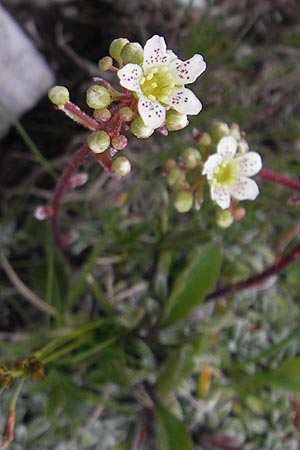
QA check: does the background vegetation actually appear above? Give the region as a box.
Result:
[1,1,300,449]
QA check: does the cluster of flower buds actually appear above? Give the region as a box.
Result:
[165,122,262,227]
[48,35,206,178]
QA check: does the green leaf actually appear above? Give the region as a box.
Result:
[249,357,300,392]
[157,345,194,393]
[155,402,194,450]
[162,242,222,324]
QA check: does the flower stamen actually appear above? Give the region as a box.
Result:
[140,65,175,105]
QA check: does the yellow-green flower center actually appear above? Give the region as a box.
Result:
[140,66,175,104]
[212,159,238,188]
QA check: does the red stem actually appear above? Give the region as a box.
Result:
[206,241,300,301]
[206,168,300,300]
[206,167,300,300]
[50,143,90,253]
[259,167,300,191]
[61,102,99,130]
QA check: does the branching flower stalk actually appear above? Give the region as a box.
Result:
[37,35,206,251]
[206,164,300,301]
[166,121,300,300]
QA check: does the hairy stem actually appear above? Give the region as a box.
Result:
[259,167,300,191]
[50,143,89,253]
[207,168,300,301]
[206,241,300,301]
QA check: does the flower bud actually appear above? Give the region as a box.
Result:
[229,123,241,141]
[94,107,112,122]
[210,122,230,143]
[174,190,193,213]
[237,139,249,154]
[87,131,110,153]
[111,135,128,150]
[109,38,129,61]
[130,116,154,139]
[196,131,212,150]
[232,206,246,221]
[34,205,53,220]
[182,147,201,169]
[112,156,131,176]
[164,159,177,172]
[86,85,111,109]
[119,106,134,122]
[121,42,144,65]
[216,209,234,228]
[67,173,88,189]
[167,168,185,188]
[166,110,189,131]
[98,56,113,71]
[48,86,69,106]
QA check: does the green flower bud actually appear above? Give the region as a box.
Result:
[237,139,249,154]
[87,131,110,153]
[229,123,241,141]
[166,110,189,131]
[109,38,129,61]
[119,106,134,122]
[210,122,230,143]
[216,209,234,228]
[48,86,69,106]
[112,156,131,176]
[167,168,185,188]
[130,116,154,139]
[93,108,112,122]
[164,159,177,172]
[86,85,111,109]
[196,132,212,150]
[121,42,144,65]
[182,147,201,169]
[98,56,113,71]
[111,135,128,150]
[174,191,193,213]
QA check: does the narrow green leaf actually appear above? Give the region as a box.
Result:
[0,98,58,179]
[249,357,300,392]
[157,345,194,393]
[162,242,222,324]
[67,234,107,308]
[155,402,194,450]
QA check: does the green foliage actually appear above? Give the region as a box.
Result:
[1,1,300,449]
[154,402,194,450]
[162,242,222,324]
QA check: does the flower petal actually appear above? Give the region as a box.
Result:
[143,35,170,70]
[168,87,202,115]
[229,176,259,201]
[217,136,237,158]
[202,154,223,179]
[118,63,143,92]
[138,94,166,129]
[211,185,231,209]
[236,152,262,177]
[171,54,207,84]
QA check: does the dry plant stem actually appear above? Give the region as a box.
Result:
[0,253,57,317]
[50,143,90,252]
[207,167,300,301]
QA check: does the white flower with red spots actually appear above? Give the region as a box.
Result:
[117,35,206,129]
[203,136,262,209]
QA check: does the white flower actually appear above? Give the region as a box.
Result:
[117,35,206,129]
[203,136,262,209]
